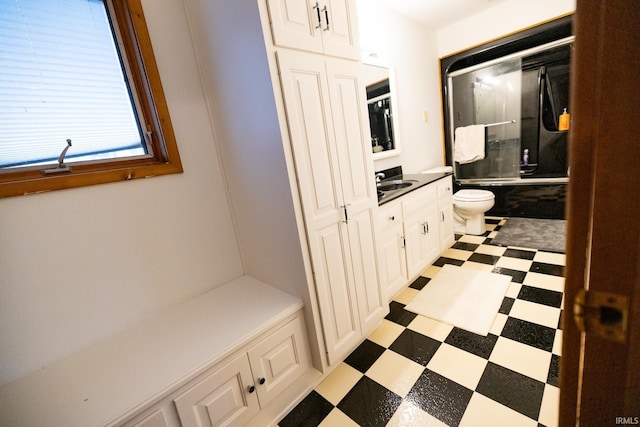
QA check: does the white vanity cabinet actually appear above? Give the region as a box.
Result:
[266,0,360,60]
[277,49,386,366]
[376,176,455,300]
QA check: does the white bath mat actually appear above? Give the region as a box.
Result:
[405,265,511,336]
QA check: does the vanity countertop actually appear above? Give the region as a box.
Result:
[378,172,452,205]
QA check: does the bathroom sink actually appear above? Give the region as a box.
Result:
[377,180,418,192]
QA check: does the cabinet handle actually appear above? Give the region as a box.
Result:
[248,385,256,393]
[422,222,429,234]
[322,5,330,31]
[258,377,266,385]
[400,236,405,248]
[389,215,395,221]
[313,2,322,29]
[441,212,445,222]
[341,204,350,224]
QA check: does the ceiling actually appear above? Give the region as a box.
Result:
[372,0,509,29]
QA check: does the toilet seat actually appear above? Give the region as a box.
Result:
[453,189,494,202]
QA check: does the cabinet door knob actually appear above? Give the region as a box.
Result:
[248,385,256,393]
[389,215,395,221]
[259,377,266,385]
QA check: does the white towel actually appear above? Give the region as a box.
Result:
[454,125,486,164]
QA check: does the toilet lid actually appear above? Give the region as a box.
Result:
[453,189,494,202]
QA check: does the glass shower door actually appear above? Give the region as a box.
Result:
[448,58,522,181]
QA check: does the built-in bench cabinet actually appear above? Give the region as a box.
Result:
[376,175,455,299]
[0,277,315,427]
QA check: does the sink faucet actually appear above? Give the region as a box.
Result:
[375,172,385,184]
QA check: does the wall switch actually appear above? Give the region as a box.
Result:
[423,111,428,123]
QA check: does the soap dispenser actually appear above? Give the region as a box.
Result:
[559,108,570,131]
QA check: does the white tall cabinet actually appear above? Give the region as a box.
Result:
[276,45,385,365]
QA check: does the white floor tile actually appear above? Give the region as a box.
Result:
[426,343,488,390]
[368,319,406,348]
[366,350,424,398]
[387,401,449,427]
[538,384,560,427]
[318,408,360,427]
[315,363,362,405]
[496,256,533,271]
[489,337,553,383]
[509,299,562,329]
[524,272,565,292]
[459,392,538,427]
[407,315,453,341]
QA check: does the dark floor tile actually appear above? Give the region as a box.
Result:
[389,329,441,366]
[278,390,333,427]
[491,266,527,283]
[468,253,501,265]
[486,218,502,224]
[558,310,564,330]
[385,301,417,327]
[500,317,556,352]
[409,276,430,291]
[476,362,545,420]
[405,368,474,426]
[499,297,515,315]
[530,261,565,277]
[451,241,480,252]
[547,354,560,387]
[337,376,402,427]
[518,285,563,308]
[503,248,537,260]
[344,339,386,373]
[444,328,499,359]
[433,257,465,267]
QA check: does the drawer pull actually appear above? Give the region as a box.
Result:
[248,385,256,393]
[258,377,266,385]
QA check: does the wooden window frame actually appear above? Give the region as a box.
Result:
[0,0,183,198]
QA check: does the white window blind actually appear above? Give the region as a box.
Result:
[0,0,145,169]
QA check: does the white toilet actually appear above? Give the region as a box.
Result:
[453,189,495,235]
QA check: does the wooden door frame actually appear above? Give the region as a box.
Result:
[560,1,640,425]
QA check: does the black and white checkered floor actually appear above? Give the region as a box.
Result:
[279,217,565,427]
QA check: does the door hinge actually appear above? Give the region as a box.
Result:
[573,289,629,343]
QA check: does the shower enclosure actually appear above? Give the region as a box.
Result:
[440,16,573,219]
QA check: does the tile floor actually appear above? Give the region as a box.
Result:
[279,217,565,427]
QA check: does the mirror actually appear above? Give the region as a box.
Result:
[363,63,401,159]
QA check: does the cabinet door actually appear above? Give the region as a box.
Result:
[377,202,407,300]
[403,186,440,279]
[437,176,455,250]
[266,0,323,54]
[266,0,359,60]
[277,50,362,365]
[247,315,311,408]
[320,0,360,60]
[174,354,259,427]
[123,406,179,427]
[326,58,386,333]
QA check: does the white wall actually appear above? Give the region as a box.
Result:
[0,0,244,386]
[357,1,446,175]
[437,0,576,57]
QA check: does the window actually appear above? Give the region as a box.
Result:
[0,0,182,198]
